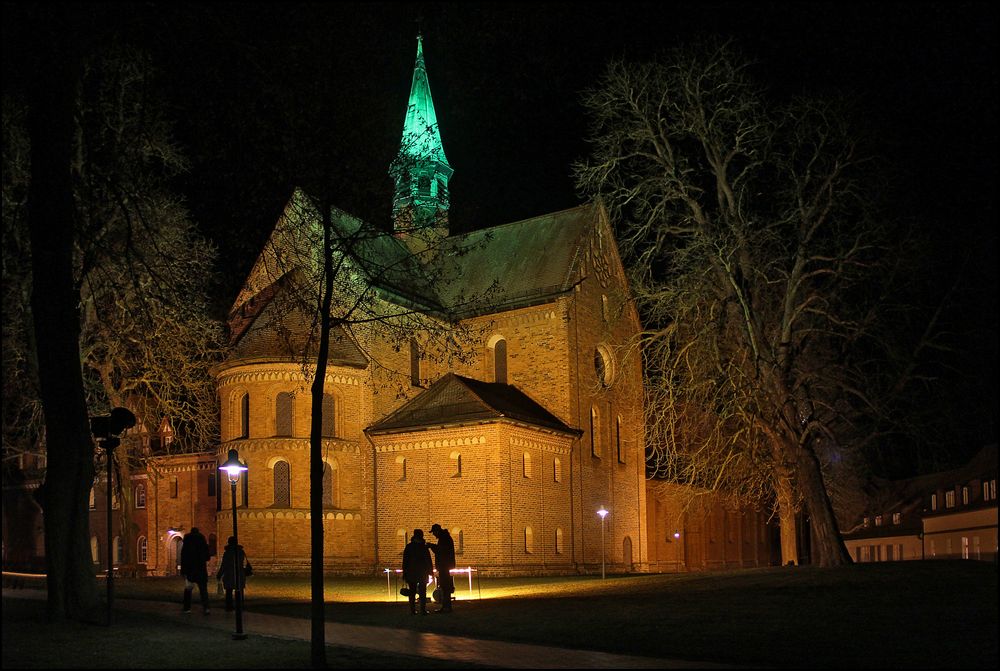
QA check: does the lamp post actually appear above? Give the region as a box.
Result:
[219,449,248,640]
[89,407,136,627]
[597,506,609,580]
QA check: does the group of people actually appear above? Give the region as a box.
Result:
[402,523,456,615]
[181,523,457,618]
[179,527,252,614]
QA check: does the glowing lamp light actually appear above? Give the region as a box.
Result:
[596,506,609,580]
[219,449,248,484]
[673,531,681,539]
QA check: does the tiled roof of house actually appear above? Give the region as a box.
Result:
[366,372,581,436]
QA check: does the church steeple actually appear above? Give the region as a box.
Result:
[390,34,453,239]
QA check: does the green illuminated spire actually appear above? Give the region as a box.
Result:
[391,34,453,237]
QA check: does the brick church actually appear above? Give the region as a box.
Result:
[212,35,647,575]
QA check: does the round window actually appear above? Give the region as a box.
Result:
[594,346,613,387]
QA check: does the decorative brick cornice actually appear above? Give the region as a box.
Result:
[218,438,361,455]
[374,435,486,453]
[510,435,573,455]
[217,365,362,388]
[217,509,362,521]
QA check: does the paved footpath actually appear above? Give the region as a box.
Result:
[5,588,738,669]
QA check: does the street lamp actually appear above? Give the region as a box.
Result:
[597,506,609,580]
[219,449,248,640]
[89,407,136,626]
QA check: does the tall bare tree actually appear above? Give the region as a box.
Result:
[576,40,936,566]
[3,34,224,616]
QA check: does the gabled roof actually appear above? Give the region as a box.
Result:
[366,373,581,437]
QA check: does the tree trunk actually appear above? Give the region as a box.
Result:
[308,201,334,668]
[795,444,852,566]
[27,20,99,621]
[774,469,800,566]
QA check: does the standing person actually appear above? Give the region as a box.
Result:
[427,523,456,613]
[401,528,433,615]
[216,536,252,612]
[180,527,210,614]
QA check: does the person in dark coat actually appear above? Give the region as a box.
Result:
[216,536,252,612]
[401,528,433,615]
[180,527,210,614]
[427,523,456,613]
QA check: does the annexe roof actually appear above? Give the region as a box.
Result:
[366,372,581,437]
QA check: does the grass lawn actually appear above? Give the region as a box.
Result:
[5,560,997,668]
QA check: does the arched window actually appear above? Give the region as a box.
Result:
[273,460,291,507]
[493,338,507,384]
[137,536,148,564]
[616,415,625,464]
[239,392,250,439]
[451,451,462,477]
[409,339,421,387]
[396,455,407,481]
[135,484,146,509]
[590,406,601,458]
[555,527,564,554]
[322,460,339,508]
[523,452,532,478]
[275,392,293,437]
[91,536,99,563]
[595,345,614,387]
[524,526,534,554]
[321,393,336,438]
[553,457,562,483]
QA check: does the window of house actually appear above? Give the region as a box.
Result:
[240,392,250,439]
[321,393,336,438]
[208,472,216,498]
[135,484,146,509]
[113,536,122,565]
[91,536,99,563]
[885,544,894,561]
[397,455,407,481]
[137,536,147,564]
[524,526,533,554]
[961,536,969,559]
[275,392,293,436]
[930,493,938,511]
[454,529,464,555]
[215,470,222,511]
[273,460,291,507]
[493,338,508,384]
[555,527,564,554]
[986,479,997,501]
[973,535,981,560]
[892,512,901,525]
[590,406,601,458]
[409,339,421,386]
[961,486,969,505]
[929,539,936,557]
[897,543,903,560]
[241,469,249,508]
[322,460,339,508]
[451,451,462,477]
[875,515,882,527]
[170,476,178,499]
[523,452,532,478]
[945,490,955,508]
[863,516,869,528]
[553,457,562,483]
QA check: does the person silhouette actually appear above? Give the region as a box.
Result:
[427,523,456,613]
[180,527,210,614]
[401,528,433,615]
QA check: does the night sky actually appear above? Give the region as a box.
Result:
[4,2,997,463]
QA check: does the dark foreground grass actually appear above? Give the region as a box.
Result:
[5,560,997,668]
[1,596,484,669]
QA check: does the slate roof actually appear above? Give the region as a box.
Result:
[366,373,581,437]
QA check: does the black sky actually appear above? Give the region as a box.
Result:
[3,1,997,465]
